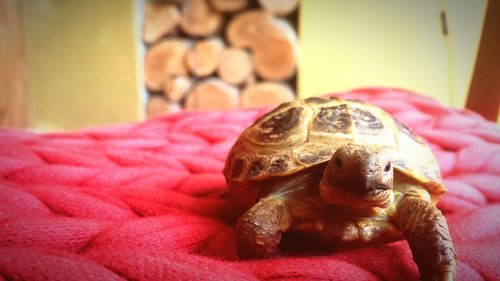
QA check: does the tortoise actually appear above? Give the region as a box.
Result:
[224,96,457,281]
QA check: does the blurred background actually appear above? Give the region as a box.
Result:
[1,0,498,131]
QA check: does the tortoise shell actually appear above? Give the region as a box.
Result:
[224,97,446,204]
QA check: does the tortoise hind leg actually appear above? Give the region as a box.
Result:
[236,196,292,258]
[396,197,457,281]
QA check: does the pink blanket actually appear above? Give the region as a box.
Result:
[1,88,499,281]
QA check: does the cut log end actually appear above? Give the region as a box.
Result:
[210,0,248,12]
[180,0,222,37]
[218,47,253,85]
[163,75,192,102]
[258,0,299,16]
[253,36,296,80]
[143,2,180,44]
[227,10,297,81]
[186,37,224,77]
[244,74,257,88]
[143,0,299,114]
[145,39,189,91]
[185,79,240,110]
[147,96,181,118]
[241,82,295,108]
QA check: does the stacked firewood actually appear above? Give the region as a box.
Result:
[143,0,299,117]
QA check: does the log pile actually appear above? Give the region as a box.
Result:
[142,0,299,117]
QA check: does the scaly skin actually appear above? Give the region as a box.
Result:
[236,196,292,258]
[397,197,457,281]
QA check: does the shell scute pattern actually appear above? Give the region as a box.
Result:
[257,107,303,142]
[312,104,352,134]
[389,116,444,195]
[268,156,290,174]
[248,157,267,178]
[351,107,385,132]
[225,98,445,199]
[393,117,425,144]
[296,146,335,165]
[304,96,338,104]
[230,156,247,179]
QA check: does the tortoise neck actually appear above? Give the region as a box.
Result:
[268,162,326,198]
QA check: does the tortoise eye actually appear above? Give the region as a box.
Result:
[384,161,392,172]
[334,157,343,169]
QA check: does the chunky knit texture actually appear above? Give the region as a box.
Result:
[1,88,499,281]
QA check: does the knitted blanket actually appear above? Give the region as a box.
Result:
[1,88,499,281]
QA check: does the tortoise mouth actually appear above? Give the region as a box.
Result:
[319,182,394,209]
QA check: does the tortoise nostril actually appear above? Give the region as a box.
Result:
[335,157,343,169]
[384,161,392,172]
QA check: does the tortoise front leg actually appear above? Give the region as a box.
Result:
[236,196,292,258]
[396,197,457,281]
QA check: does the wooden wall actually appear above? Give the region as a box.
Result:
[0,0,29,128]
[466,0,500,122]
[142,0,300,118]
[298,0,488,109]
[20,0,141,130]
[1,0,495,129]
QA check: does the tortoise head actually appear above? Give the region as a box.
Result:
[319,143,395,209]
